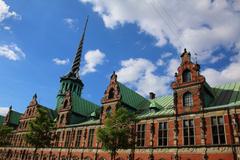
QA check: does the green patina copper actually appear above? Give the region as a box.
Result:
[117,82,150,110]
[9,110,22,125]
[137,82,240,119]
[71,92,99,117]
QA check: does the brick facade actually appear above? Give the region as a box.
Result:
[1,43,240,159]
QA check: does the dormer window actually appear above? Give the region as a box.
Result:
[108,88,115,99]
[183,92,193,107]
[182,69,191,82]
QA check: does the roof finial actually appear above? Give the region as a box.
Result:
[33,93,37,100]
[71,16,89,78]
[194,52,198,64]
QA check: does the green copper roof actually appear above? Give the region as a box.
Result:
[0,115,5,124]
[9,110,22,125]
[71,92,99,117]
[137,95,174,119]
[209,81,240,107]
[118,82,150,110]
[137,81,240,119]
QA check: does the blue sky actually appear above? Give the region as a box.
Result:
[0,0,240,115]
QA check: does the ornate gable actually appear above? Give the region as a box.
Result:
[171,49,209,114]
[101,72,121,104]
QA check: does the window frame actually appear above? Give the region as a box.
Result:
[183,119,195,146]
[64,130,71,147]
[158,122,168,146]
[75,129,82,147]
[182,69,192,83]
[183,92,193,107]
[211,116,226,145]
[136,124,145,147]
[87,128,95,147]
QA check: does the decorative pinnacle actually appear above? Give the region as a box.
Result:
[71,16,89,78]
[33,93,37,100]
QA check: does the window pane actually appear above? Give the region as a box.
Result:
[212,117,217,126]
[183,70,191,82]
[184,129,188,136]
[212,126,218,135]
[189,120,194,127]
[183,93,193,107]
[163,131,167,137]
[190,137,194,145]
[184,137,188,145]
[184,120,189,127]
[163,138,167,146]
[159,139,162,146]
[218,117,224,125]
[220,135,226,144]
[218,125,224,134]
[213,135,219,144]
[189,128,194,136]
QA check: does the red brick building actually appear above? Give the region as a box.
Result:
[0,20,240,160]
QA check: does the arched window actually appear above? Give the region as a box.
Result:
[60,115,65,124]
[106,106,112,114]
[69,84,73,91]
[63,100,68,109]
[182,69,191,82]
[108,88,115,99]
[183,92,193,107]
[65,83,69,91]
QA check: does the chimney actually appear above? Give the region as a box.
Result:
[149,92,155,99]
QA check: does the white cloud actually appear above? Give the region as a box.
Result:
[3,26,11,31]
[166,58,180,76]
[202,52,240,86]
[53,58,69,65]
[156,59,165,66]
[161,52,172,59]
[0,107,9,116]
[209,53,225,63]
[63,18,79,30]
[81,49,106,75]
[116,58,171,96]
[80,0,240,62]
[0,0,20,22]
[0,44,25,61]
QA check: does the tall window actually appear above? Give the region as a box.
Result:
[65,131,71,147]
[182,69,191,82]
[183,92,193,107]
[55,132,61,147]
[75,130,82,147]
[61,131,65,146]
[211,116,226,144]
[158,122,168,146]
[108,88,115,99]
[136,124,145,147]
[88,129,95,147]
[183,119,194,145]
[63,100,68,109]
